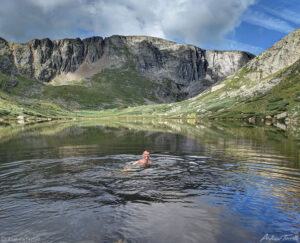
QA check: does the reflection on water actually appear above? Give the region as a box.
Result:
[0,120,299,242]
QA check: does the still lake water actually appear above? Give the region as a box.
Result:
[0,120,299,243]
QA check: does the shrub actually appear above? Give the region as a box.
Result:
[0,109,10,116]
[268,97,283,103]
[266,102,289,111]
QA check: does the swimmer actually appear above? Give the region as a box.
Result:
[121,150,152,173]
[132,150,152,166]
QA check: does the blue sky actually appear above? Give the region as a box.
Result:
[221,0,300,54]
[0,0,299,54]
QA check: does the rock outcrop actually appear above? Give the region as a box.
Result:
[0,35,254,100]
[155,27,300,119]
[246,28,300,81]
[126,36,254,98]
[0,37,16,74]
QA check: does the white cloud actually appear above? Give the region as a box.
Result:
[243,10,295,33]
[223,40,264,54]
[28,0,73,12]
[160,0,256,46]
[264,7,300,25]
[0,0,255,48]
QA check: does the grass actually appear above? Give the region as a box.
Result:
[87,58,300,121]
[89,61,160,106]
[1,61,163,113]
[0,88,74,119]
[216,60,300,119]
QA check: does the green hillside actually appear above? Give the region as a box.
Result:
[88,29,300,121]
[0,61,165,119]
[1,57,299,121]
[0,90,72,120]
[1,61,160,105]
[92,58,300,121]
[1,29,300,122]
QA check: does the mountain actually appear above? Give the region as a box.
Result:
[0,35,254,111]
[4,27,299,122]
[98,28,300,122]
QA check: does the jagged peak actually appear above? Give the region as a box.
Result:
[0,34,257,56]
[253,28,300,61]
[244,27,300,80]
[0,37,8,43]
[0,32,255,87]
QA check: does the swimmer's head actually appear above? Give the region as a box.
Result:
[142,150,150,160]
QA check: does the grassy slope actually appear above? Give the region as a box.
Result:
[92,58,300,121]
[215,60,300,119]
[0,61,163,119]
[0,90,73,119]
[1,58,299,120]
[0,72,74,119]
[42,61,160,110]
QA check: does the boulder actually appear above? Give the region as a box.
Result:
[248,117,256,123]
[275,112,287,119]
[5,78,18,88]
[285,118,291,124]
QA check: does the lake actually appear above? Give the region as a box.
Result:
[0,119,299,243]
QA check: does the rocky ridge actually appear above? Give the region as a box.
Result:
[90,28,300,121]
[0,35,254,100]
[246,29,300,81]
[220,28,300,99]
[160,28,300,119]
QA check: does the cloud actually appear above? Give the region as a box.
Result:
[222,40,264,54]
[160,0,256,46]
[264,7,300,25]
[0,1,89,42]
[27,0,74,12]
[243,10,295,34]
[0,0,255,49]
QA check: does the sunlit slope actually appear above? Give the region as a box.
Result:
[1,61,163,109]
[0,65,161,119]
[95,28,300,120]
[0,89,73,119]
[0,61,168,119]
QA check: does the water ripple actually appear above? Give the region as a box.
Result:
[0,146,299,242]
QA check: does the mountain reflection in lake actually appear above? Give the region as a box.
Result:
[0,120,299,243]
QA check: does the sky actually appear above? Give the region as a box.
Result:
[0,0,299,54]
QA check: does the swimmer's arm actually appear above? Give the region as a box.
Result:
[132,160,140,165]
[123,164,130,169]
[121,164,131,173]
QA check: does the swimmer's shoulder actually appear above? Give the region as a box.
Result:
[132,160,142,165]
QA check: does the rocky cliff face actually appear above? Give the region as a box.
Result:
[246,28,300,81]
[10,37,105,81]
[125,36,254,98]
[0,35,254,100]
[153,27,300,119]
[0,37,16,74]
